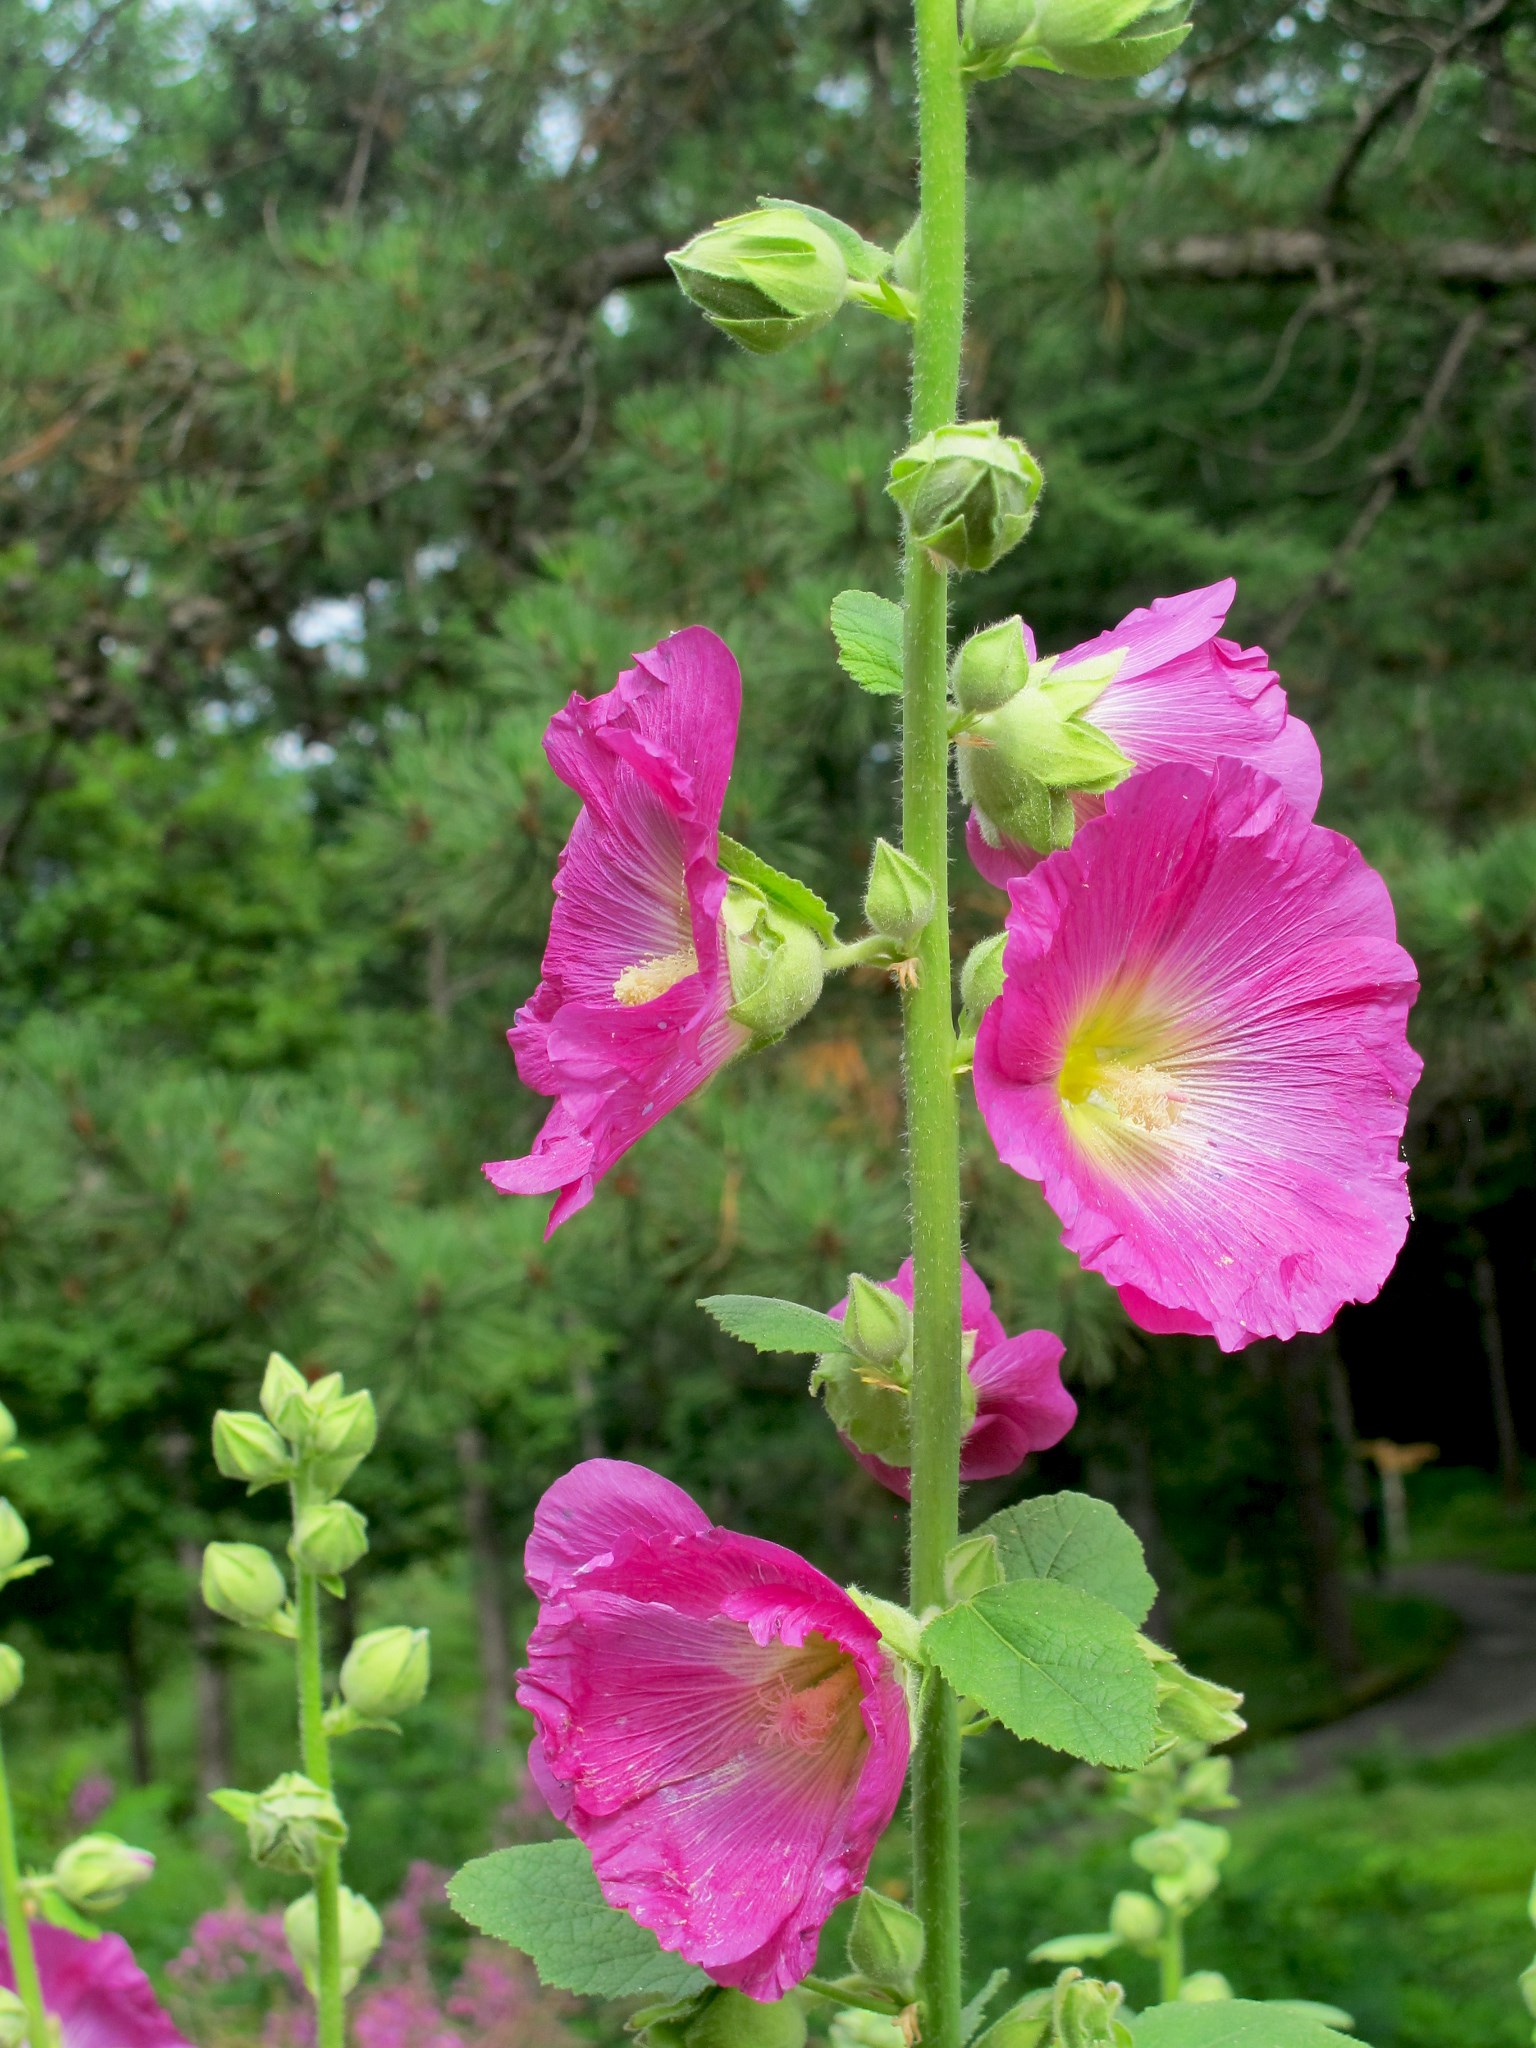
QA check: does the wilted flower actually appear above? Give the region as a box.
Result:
[517,1459,910,2000]
[824,1257,1076,1498]
[486,630,825,1235]
[963,581,1321,888]
[0,1924,189,2046]
[973,759,1420,1350]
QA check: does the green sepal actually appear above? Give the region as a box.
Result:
[716,834,837,942]
[1028,1931,1121,1964]
[961,1968,1012,2044]
[0,1557,50,1589]
[845,1587,925,1665]
[30,1888,102,1939]
[845,273,919,321]
[755,195,892,282]
[1042,19,1191,74]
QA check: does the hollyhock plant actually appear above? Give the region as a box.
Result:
[974,759,1421,1352]
[962,579,1322,888]
[827,1257,1076,1498]
[517,1459,910,2001]
[2,1923,191,2047]
[484,628,761,1235]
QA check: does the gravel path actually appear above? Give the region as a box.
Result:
[1286,1563,1536,1782]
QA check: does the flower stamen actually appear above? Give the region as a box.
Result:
[612,946,698,1006]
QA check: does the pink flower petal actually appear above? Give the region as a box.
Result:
[974,759,1421,1351]
[484,628,751,1235]
[518,1466,908,2002]
[525,1458,712,1599]
[2,1926,191,2048]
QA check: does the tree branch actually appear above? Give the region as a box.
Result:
[1132,230,1536,285]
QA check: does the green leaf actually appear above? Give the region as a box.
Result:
[716,833,837,942]
[757,195,892,281]
[1133,2002,1367,2046]
[448,1841,710,2001]
[1028,1931,1121,1963]
[980,1491,1157,1625]
[923,1579,1158,1768]
[697,1293,849,1353]
[830,590,904,695]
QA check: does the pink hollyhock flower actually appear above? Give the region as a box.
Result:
[828,1257,1075,1498]
[964,579,1321,888]
[973,759,1420,1352]
[483,628,752,1235]
[517,1460,910,2002]
[3,1924,191,2047]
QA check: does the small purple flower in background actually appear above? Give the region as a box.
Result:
[974,758,1421,1351]
[963,580,1320,888]
[67,1772,116,1831]
[484,627,752,1235]
[518,1459,911,2001]
[3,1923,190,2046]
[828,1257,1076,1498]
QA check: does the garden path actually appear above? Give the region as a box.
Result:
[1287,1564,1536,1781]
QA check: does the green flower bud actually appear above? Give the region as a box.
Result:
[846,1886,925,1996]
[0,1988,25,2048]
[1132,1820,1228,1912]
[214,1772,347,1874]
[202,1542,293,1632]
[952,618,1031,715]
[313,1388,376,1463]
[682,1987,807,2048]
[1523,1961,1536,2022]
[813,1351,911,1467]
[339,1626,430,1721]
[212,1410,293,1491]
[863,840,935,950]
[956,655,1132,857]
[0,1502,28,1573]
[1151,1656,1247,1749]
[830,2014,906,2048]
[0,1646,23,1708]
[291,1501,369,1578]
[964,0,1038,72]
[723,883,826,1045]
[668,207,848,355]
[52,1832,155,1911]
[1053,1971,1132,2048]
[960,934,1008,1033]
[261,1352,311,1439]
[892,217,921,294]
[1107,1889,1162,1950]
[0,1403,18,1458]
[1181,1754,1237,1810]
[285,1884,382,1995]
[1179,1972,1234,2004]
[944,1531,1003,1605]
[975,1992,1052,2048]
[888,422,1042,574]
[843,1276,912,1370]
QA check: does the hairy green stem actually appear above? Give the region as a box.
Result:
[902,2,969,2045]
[1159,1911,1186,2004]
[295,1563,344,2048]
[0,1726,49,2048]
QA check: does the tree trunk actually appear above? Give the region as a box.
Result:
[120,1608,153,1786]
[456,1425,512,1753]
[178,1536,233,1800]
[1472,1244,1524,1504]
[1279,1336,1361,1684]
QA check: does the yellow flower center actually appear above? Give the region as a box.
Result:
[611,946,698,1006]
[1058,987,1184,1142]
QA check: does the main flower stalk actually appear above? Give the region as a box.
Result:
[293,1533,344,2048]
[903,2,969,2044]
[0,1726,49,2047]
